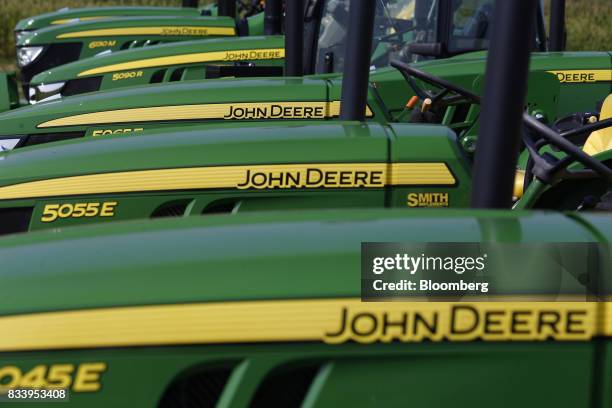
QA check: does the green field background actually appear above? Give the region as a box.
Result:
[0,0,610,70]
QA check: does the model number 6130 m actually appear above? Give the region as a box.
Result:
[41,202,118,223]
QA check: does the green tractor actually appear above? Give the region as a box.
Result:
[13,1,268,95]
[24,0,533,104]
[0,3,610,406]
[1,0,608,154]
[13,0,235,35]
[0,0,609,237]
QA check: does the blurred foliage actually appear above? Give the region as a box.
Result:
[0,0,610,70]
[543,0,611,52]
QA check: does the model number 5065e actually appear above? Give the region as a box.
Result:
[41,202,118,223]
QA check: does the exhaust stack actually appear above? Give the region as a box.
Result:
[471,0,538,208]
[549,0,566,51]
[218,0,236,17]
[284,0,304,76]
[339,1,376,121]
[264,0,283,35]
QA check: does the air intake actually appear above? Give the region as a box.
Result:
[0,207,33,236]
[158,366,233,408]
[151,200,191,218]
[250,363,322,408]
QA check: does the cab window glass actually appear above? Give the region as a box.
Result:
[315,0,437,73]
[448,0,494,53]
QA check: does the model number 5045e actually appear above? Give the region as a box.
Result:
[41,202,118,223]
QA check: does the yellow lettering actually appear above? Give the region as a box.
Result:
[73,363,106,392]
[0,366,21,393]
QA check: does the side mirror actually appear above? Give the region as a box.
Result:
[408,42,445,58]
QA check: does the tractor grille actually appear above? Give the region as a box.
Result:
[19,43,82,94]
[0,207,33,236]
[17,131,84,148]
[151,200,191,218]
[120,40,160,50]
[250,363,322,408]
[158,365,233,408]
[62,76,103,97]
[157,361,323,408]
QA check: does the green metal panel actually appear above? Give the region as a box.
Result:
[18,15,238,61]
[0,210,608,406]
[30,35,285,92]
[15,7,199,32]
[0,209,602,314]
[0,73,19,111]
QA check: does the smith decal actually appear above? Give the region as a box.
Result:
[407,193,449,207]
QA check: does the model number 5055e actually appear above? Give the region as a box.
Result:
[41,202,118,223]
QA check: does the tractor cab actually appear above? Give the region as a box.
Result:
[308,0,546,74]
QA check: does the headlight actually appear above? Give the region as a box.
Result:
[17,46,43,68]
[14,30,29,45]
[28,82,65,104]
[0,138,22,152]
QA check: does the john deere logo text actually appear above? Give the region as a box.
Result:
[547,69,612,83]
[224,104,326,119]
[161,27,212,36]
[407,193,449,207]
[324,305,592,344]
[237,168,384,189]
[223,49,283,61]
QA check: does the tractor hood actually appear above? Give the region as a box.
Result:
[0,121,392,186]
[0,76,330,144]
[410,51,611,77]
[1,50,607,152]
[30,35,284,97]
[14,6,199,32]
[0,121,474,235]
[15,15,239,94]
[17,15,237,47]
[0,208,610,407]
[0,208,608,316]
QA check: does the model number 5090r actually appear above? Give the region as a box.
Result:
[41,202,118,223]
